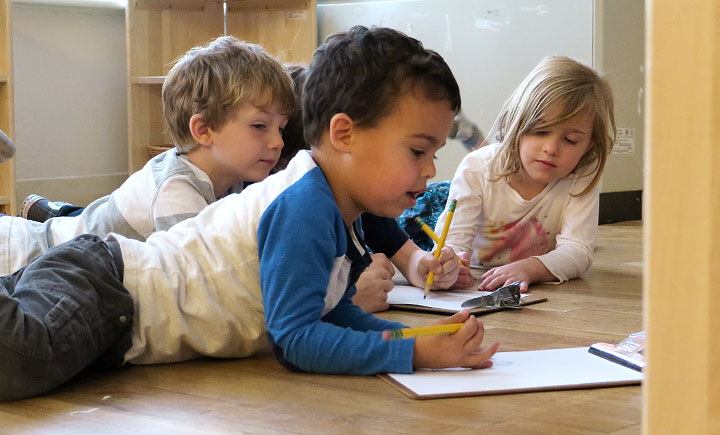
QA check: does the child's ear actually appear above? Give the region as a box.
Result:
[189,114,213,147]
[328,113,354,153]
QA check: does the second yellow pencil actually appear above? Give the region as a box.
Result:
[424,199,457,298]
[382,323,465,340]
[415,216,464,266]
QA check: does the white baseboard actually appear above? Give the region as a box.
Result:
[15,173,127,213]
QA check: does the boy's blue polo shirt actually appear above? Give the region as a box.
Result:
[257,165,414,375]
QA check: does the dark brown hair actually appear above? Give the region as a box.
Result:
[303,26,461,146]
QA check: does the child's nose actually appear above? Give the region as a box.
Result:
[543,138,560,155]
[422,157,436,179]
[269,129,284,150]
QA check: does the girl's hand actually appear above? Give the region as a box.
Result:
[479,257,557,293]
[479,260,537,293]
[412,309,499,369]
[408,246,460,290]
[451,252,474,289]
[353,253,395,312]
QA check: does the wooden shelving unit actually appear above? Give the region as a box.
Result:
[0,0,15,215]
[126,0,317,173]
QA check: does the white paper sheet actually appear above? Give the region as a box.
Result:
[387,285,531,311]
[384,347,643,399]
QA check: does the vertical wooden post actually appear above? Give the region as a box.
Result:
[0,0,15,215]
[644,0,720,433]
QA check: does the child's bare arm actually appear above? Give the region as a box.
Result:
[412,310,499,369]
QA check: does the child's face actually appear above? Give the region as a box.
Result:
[344,92,455,220]
[516,106,593,192]
[209,101,288,183]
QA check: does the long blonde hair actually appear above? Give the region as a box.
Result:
[488,55,616,196]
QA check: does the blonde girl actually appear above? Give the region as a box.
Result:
[436,55,616,292]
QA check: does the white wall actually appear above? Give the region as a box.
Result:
[318,0,594,184]
[8,0,643,207]
[12,2,127,206]
[595,0,644,192]
[317,0,645,193]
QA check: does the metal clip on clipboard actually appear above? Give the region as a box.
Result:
[460,282,522,309]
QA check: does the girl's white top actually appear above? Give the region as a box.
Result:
[435,143,599,282]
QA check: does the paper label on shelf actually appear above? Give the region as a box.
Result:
[613,127,635,154]
[287,11,307,20]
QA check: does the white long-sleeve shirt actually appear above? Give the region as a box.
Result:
[117,150,410,373]
[0,149,239,275]
[435,143,599,283]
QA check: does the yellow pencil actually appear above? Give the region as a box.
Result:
[424,199,457,298]
[382,323,465,340]
[415,216,464,266]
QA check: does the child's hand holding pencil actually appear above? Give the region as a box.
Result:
[415,216,465,269]
[405,245,463,291]
[384,309,500,370]
[416,199,460,298]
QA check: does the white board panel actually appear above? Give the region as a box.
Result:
[318,0,594,181]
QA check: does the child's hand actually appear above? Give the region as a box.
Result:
[353,253,395,312]
[412,309,499,369]
[479,259,536,293]
[451,252,475,289]
[408,246,461,290]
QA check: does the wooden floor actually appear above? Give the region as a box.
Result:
[0,221,643,434]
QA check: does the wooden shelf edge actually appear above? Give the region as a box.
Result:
[134,0,311,11]
[131,76,166,85]
[133,0,205,10]
[0,74,7,83]
[227,0,311,10]
[0,195,10,205]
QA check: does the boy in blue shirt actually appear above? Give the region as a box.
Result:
[258,25,498,373]
[0,26,498,401]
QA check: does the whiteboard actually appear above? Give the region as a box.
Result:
[318,0,594,181]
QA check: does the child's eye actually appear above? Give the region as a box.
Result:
[532,130,549,136]
[565,137,579,145]
[252,124,267,131]
[279,127,286,135]
[411,149,425,157]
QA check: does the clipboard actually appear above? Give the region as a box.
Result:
[380,347,643,399]
[588,331,646,372]
[387,285,547,315]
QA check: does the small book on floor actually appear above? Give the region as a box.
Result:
[588,331,646,372]
[387,284,547,315]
